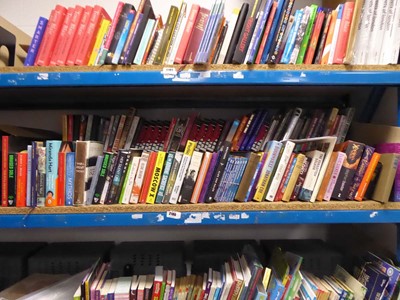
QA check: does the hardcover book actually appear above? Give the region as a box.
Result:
[24,17,48,66]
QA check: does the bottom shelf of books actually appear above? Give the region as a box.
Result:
[1,201,400,228]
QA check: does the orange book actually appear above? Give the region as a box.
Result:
[35,5,67,66]
[316,151,339,201]
[231,115,249,151]
[304,10,325,64]
[354,152,381,201]
[56,5,84,65]
[320,9,337,64]
[49,7,75,66]
[66,6,93,65]
[138,151,158,204]
[75,5,111,65]
[57,152,66,206]
[255,1,278,64]
[174,4,200,64]
[16,152,28,207]
[190,151,212,203]
[333,1,355,64]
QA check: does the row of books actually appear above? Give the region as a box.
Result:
[71,242,400,300]
[24,0,400,67]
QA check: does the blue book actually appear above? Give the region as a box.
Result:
[226,156,248,202]
[244,110,269,151]
[45,140,62,206]
[281,9,303,64]
[260,0,287,64]
[24,17,48,66]
[155,151,175,204]
[65,152,75,206]
[121,12,144,64]
[246,0,274,64]
[133,18,156,65]
[267,273,285,300]
[358,263,389,300]
[215,156,235,201]
[112,10,135,65]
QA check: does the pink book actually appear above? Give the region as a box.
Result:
[323,152,346,201]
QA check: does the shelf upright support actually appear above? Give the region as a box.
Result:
[397,87,400,126]
[397,223,400,262]
[359,87,387,123]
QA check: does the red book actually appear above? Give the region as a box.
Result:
[275,152,296,201]
[57,151,66,206]
[255,1,278,64]
[49,7,75,66]
[151,266,164,300]
[1,136,9,206]
[333,1,355,64]
[138,151,157,204]
[35,5,67,66]
[174,4,200,64]
[75,5,111,65]
[66,5,93,65]
[56,5,84,65]
[67,114,74,142]
[16,152,28,207]
[304,10,325,64]
[182,7,210,64]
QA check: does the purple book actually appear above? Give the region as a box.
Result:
[375,143,400,201]
[203,269,213,300]
[24,17,48,66]
[198,152,221,203]
[348,145,375,200]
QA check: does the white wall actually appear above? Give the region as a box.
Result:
[1,0,317,37]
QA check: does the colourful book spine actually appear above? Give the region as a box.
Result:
[7,153,16,207]
[255,1,278,64]
[133,19,156,65]
[26,145,32,207]
[355,153,381,201]
[155,152,175,204]
[93,152,113,204]
[296,4,318,64]
[162,151,183,204]
[165,1,188,65]
[146,151,166,204]
[57,152,66,206]
[321,9,338,64]
[24,17,48,66]
[65,152,75,206]
[289,6,311,64]
[16,152,27,207]
[303,9,325,64]
[333,1,355,64]
[179,151,203,204]
[198,151,221,203]
[327,4,344,64]
[112,10,136,65]
[298,150,325,201]
[119,154,141,204]
[130,152,150,204]
[88,18,111,66]
[45,140,62,207]
[190,152,212,204]
[323,152,346,201]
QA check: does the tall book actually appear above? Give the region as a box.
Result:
[73,141,104,205]
[179,151,203,204]
[88,18,111,66]
[303,8,325,64]
[327,4,344,64]
[45,140,62,207]
[216,7,240,64]
[146,151,166,204]
[111,10,136,65]
[153,5,179,65]
[321,8,338,65]
[65,151,75,206]
[165,1,188,65]
[24,17,48,66]
[332,1,355,64]
[372,153,400,203]
[232,0,262,64]
[296,4,318,64]
[16,152,27,207]
[298,150,325,202]
[281,153,306,202]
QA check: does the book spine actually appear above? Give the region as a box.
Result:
[2,136,9,206]
[16,152,27,207]
[88,19,111,66]
[275,153,296,201]
[179,151,203,203]
[333,2,355,64]
[316,152,337,201]
[7,153,16,207]
[133,19,156,65]
[296,4,318,64]
[165,2,188,65]
[255,2,277,64]
[92,152,112,205]
[46,140,61,206]
[142,15,163,64]
[66,6,93,65]
[290,156,311,201]
[111,11,136,65]
[321,9,338,64]
[138,151,158,203]
[130,152,150,204]
[352,0,374,64]
[120,155,141,204]
[36,147,46,207]
[365,0,387,64]
[146,151,166,204]
[354,152,381,201]
[26,146,32,206]
[324,152,346,200]
[378,0,397,64]
[190,152,212,204]
[155,152,174,204]
[107,150,130,204]
[254,141,283,201]
[87,155,104,205]
[289,7,311,64]
[154,6,179,64]
[24,17,48,66]
[35,5,67,66]
[304,9,325,64]
[65,152,75,206]
[57,152,66,206]
[298,150,325,201]
[327,4,344,64]
[245,152,268,202]
[73,141,88,205]
[169,141,197,204]
[97,1,124,65]
[123,11,147,65]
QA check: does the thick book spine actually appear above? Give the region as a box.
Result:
[343,0,365,64]
[290,156,311,201]
[327,4,344,64]
[66,6,93,65]
[65,152,75,206]
[154,6,179,64]
[120,154,141,204]
[354,153,380,200]
[7,153,16,207]
[155,152,174,204]
[165,2,188,65]
[139,152,159,203]
[288,6,311,64]
[35,5,67,66]
[111,11,136,65]
[88,19,111,66]
[107,150,130,204]
[323,152,346,200]
[57,151,66,206]
[321,9,338,64]
[175,4,201,64]
[296,4,318,64]
[316,151,338,201]
[333,2,355,64]
[235,152,261,202]
[282,154,305,202]
[146,151,166,204]
[298,150,325,202]
[130,151,150,204]
[24,17,48,66]
[314,10,332,64]
[378,0,398,64]
[45,140,62,207]
[16,152,27,207]
[274,153,296,201]
[183,7,211,64]
[92,152,113,204]
[179,151,203,204]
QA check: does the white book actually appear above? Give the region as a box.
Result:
[121,156,141,204]
[129,151,150,204]
[352,0,375,64]
[217,8,240,64]
[115,276,132,298]
[169,140,196,204]
[265,140,296,201]
[178,150,203,203]
[365,0,388,64]
[328,4,344,64]
[220,262,233,300]
[334,265,367,300]
[380,0,400,64]
[208,270,219,300]
[324,152,346,201]
[165,1,188,65]
[298,149,325,202]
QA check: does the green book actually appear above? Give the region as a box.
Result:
[296,4,318,64]
[153,5,179,65]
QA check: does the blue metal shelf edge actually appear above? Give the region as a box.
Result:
[1,209,399,228]
[1,69,400,87]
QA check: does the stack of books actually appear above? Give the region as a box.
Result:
[24,0,400,66]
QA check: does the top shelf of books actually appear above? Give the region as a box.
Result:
[1,66,400,88]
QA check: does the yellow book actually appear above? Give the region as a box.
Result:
[282,153,306,202]
[146,151,166,204]
[88,19,111,66]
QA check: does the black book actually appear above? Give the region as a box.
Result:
[107,150,130,204]
[205,141,231,203]
[72,114,81,141]
[223,3,249,64]
[105,3,135,65]
[92,152,114,204]
[124,1,155,65]
[7,153,16,207]
[102,153,118,205]
[232,0,263,64]
[313,9,332,64]
[267,0,295,64]
[212,23,229,64]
